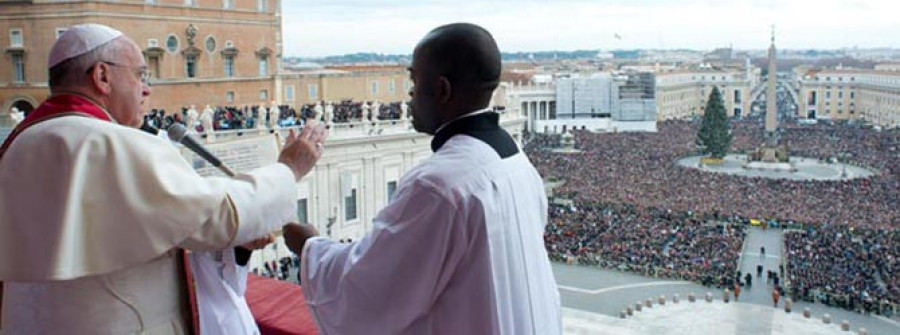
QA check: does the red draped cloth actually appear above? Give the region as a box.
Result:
[246,275,319,335]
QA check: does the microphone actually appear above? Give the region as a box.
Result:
[166,123,236,177]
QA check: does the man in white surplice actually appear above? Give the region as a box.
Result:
[284,23,562,334]
[0,24,327,334]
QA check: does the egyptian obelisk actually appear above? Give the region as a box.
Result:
[762,26,779,161]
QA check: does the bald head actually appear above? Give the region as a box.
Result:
[415,23,501,100]
[409,23,503,134]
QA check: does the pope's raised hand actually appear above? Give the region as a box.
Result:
[278,123,328,182]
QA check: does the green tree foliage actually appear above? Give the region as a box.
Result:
[697,87,733,159]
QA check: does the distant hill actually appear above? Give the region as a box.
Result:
[288,50,626,64]
[286,48,886,66]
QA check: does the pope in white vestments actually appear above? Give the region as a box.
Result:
[0,24,326,334]
[290,23,562,335]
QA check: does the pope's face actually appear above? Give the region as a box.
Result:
[107,39,151,128]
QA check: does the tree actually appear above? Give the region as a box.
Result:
[697,87,733,159]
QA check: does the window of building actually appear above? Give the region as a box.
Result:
[9,29,23,47]
[309,84,318,98]
[166,35,178,53]
[388,80,396,95]
[145,0,157,4]
[223,0,234,9]
[224,55,234,77]
[205,36,216,53]
[344,188,357,221]
[258,0,268,11]
[342,173,359,221]
[185,55,197,78]
[285,85,295,101]
[149,56,160,79]
[850,92,855,100]
[185,0,196,6]
[260,89,268,101]
[838,91,843,99]
[733,90,741,104]
[258,55,268,77]
[226,91,235,103]
[386,181,398,201]
[13,54,25,83]
[826,91,831,99]
[296,199,308,224]
[371,81,378,96]
[55,28,67,40]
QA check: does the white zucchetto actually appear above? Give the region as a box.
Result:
[48,24,123,68]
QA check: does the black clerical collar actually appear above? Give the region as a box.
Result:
[430,111,519,158]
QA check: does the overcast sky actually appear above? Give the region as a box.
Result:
[282,0,900,57]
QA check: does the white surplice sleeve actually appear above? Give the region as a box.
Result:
[300,180,470,334]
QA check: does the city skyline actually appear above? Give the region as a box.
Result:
[283,0,899,57]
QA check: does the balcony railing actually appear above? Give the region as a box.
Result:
[198,110,522,143]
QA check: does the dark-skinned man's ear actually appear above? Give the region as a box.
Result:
[438,76,452,104]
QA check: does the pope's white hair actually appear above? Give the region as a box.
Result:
[48,36,131,91]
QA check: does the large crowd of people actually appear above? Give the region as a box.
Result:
[144,100,411,132]
[145,105,298,131]
[529,121,898,229]
[785,225,899,315]
[303,100,407,123]
[528,119,900,309]
[545,202,746,287]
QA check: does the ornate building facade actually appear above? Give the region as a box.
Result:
[796,68,900,128]
[655,69,755,121]
[0,0,283,120]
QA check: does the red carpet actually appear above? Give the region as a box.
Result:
[246,275,319,335]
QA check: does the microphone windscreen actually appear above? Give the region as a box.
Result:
[167,123,188,143]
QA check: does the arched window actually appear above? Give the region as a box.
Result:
[185,55,197,78]
[166,35,178,53]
